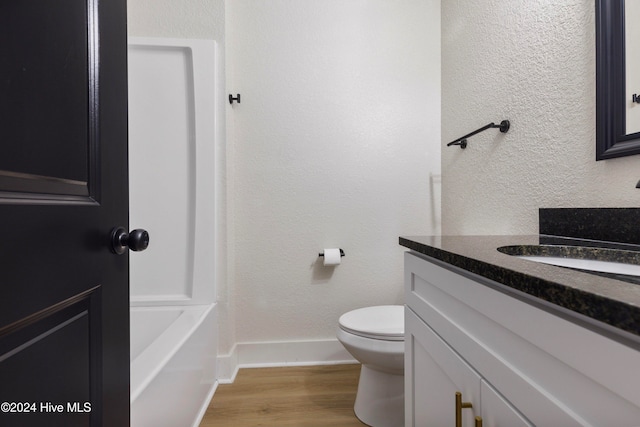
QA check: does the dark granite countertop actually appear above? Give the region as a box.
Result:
[399,235,640,348]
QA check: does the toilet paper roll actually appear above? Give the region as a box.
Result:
[323,248,342,266]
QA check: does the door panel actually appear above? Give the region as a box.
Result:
[0,299,93,425]
[0,0,129,426]
[0,0,97,199]
[406,307,481,427]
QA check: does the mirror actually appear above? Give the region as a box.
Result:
[596,0,640,160]
[627,1,640,135]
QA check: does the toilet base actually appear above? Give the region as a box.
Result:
[353,364,404,427]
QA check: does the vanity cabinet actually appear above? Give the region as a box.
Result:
[407,308,531,426]
[404,252,640,427]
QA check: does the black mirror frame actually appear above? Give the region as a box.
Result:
[596,0,640,160]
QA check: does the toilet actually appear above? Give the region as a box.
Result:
[336,305,404,427]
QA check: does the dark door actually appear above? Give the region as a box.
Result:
[0,1,130,426]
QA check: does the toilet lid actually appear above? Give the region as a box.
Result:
[339,305,404,341]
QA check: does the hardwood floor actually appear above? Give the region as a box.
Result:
[199,364,367,427]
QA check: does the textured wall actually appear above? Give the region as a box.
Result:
[128,0,224,39]
[128,0,441,356]
[226,0,441,344]
[442,0,640,236]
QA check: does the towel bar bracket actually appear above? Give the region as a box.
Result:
[449,139,468,149]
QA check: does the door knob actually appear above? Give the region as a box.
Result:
[110,227,149,254]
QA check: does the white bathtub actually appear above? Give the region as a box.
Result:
[128,37,220,427]
[130,304,218,427]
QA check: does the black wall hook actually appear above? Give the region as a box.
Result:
[229,94,241,105]
[447,120,510,149]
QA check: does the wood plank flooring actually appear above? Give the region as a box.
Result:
[199,364,367,427]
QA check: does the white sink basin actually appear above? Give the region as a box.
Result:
[515,255,640,277]
[497,245,640,278]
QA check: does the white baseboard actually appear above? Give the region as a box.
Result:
[216,348,239,383]
[217,339,357,383]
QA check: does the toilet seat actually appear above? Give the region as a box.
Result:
[338,305,404,341]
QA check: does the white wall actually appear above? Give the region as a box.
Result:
[226,0,440,356]
[128,0,224,39]
[442,0,640,236]
[128,0,441,375]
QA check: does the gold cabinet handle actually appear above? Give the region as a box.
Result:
[455,392,473,427]
[475,416,483,427]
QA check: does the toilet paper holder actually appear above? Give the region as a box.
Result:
[319,249,345,257]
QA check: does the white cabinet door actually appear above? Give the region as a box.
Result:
[480,380,533,427]
[406,308,481,427]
